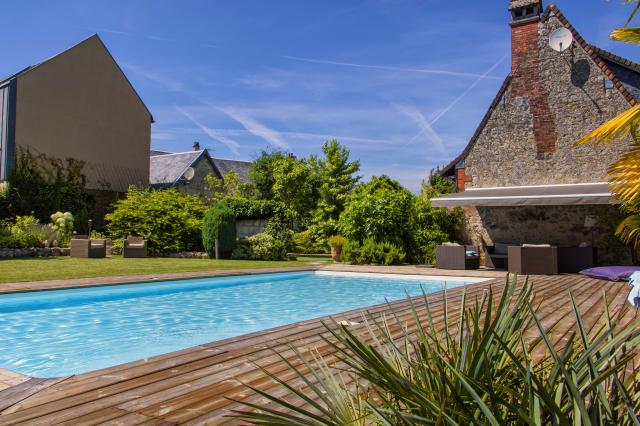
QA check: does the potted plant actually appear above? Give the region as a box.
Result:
[327,235,346,262]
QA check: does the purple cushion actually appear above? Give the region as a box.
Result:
[580,266,640,281]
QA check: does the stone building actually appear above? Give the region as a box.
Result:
[149,143,251,196]
[433,1,640,265]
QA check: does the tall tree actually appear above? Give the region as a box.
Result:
[311,140,361,240]
[272,155,314,222]
[248,150,288,200]
[578,2,640,247]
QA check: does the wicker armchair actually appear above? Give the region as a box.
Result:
[123,236,148,258]
[435,244,480,270]
[70,235,107,258]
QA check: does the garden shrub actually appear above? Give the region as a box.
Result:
[224,197,279,220]
[293,230,326,254]
[411,175,464,264]
[105,187,206,255]
[341,238,405,265]
[339,175,414,250]
[202,202,237,259]
[50,212,74,245]
[0,216,57,248]
[110,238,124,255]
[327,235,346,249]
[232,233,287,261]
[264,205,295,251]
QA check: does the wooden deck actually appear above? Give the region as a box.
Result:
[0,269,636,425]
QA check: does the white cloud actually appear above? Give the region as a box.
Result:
[218,107,291,151]
[402,54,507,148]
[393,103,444,152]
[175,106,241,154]
[279,55,504,80]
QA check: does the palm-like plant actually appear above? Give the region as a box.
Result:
[577,1,640,247]
[233,275,640,424]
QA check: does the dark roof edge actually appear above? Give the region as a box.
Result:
[590,45,640,75]
[0,34,154,123]
[439,75,512,176]
[544,4,638,106]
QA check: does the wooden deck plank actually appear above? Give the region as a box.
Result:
[0,269,635,425]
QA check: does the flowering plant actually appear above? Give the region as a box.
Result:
[50,211,74,240]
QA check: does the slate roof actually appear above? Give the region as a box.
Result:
[439,3,640,176]
[149,151,203,186]
[210,158,252,182]
[0,34,153,122]
[149,150,252,186]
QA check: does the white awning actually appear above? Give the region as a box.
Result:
[431,182,615,207]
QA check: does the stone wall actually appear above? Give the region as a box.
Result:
[463,14,632,188]
[236,219,267,238]
[0,247,70,259]
[175,155,217,197]
[462,204,632,265]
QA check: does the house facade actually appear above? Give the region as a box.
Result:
[433,1,640,264]
[150,144,252,196]
[0,34,153,193]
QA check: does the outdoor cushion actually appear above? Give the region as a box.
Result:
[522,243,551,247]
[128,243,145,248]
[580,266,640,281]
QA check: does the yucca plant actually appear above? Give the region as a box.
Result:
[232,275,640,425]
[577,1,640,247]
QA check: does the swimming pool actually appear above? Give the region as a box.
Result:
[0,271,486,377]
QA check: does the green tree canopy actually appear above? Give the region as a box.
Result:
[310,140,361,240]
[338,175,414,247]
[271,155,314,223]
[248,150,289,200]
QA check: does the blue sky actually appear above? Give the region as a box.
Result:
[2,1,639,191]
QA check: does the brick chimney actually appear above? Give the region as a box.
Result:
[193,141,201,151]
[509,0,558,157]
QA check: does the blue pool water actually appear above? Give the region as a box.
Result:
[0,271,479,377]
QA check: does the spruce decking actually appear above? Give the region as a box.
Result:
[0,269,636,425]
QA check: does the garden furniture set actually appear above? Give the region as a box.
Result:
[70,235,147,258]
[436,242,597,275]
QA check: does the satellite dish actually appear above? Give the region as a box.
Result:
[183,167,195,181]
[549,27,573,52]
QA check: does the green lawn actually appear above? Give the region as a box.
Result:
[0,255,331,283]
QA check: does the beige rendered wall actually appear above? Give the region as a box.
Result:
[13,35,151,192]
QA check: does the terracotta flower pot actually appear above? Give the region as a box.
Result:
[330,246,342,262]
